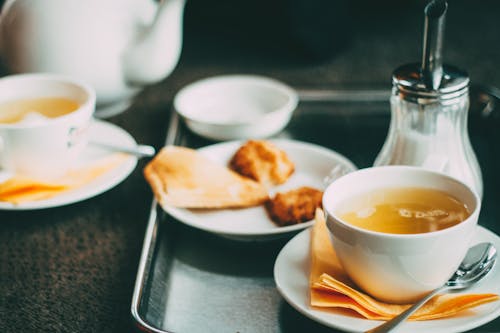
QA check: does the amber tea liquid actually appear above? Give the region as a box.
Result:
[0,97,80,124]
[337,187,471,234]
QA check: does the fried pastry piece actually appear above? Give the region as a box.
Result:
[229,140,294,187]
[265,186,323,226]
[144,146,269,209]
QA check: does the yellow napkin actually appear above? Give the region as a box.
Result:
[310,209,499,320]
[0,154,128,204]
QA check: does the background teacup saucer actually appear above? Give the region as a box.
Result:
[273,226,500,333]
[0,119,138,210]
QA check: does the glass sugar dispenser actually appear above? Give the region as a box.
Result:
[374,0,483,196]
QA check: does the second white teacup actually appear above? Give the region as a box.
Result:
[323,166,480,304]
[0,73,95,180]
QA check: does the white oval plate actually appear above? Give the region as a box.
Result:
[164,139,357,241]
[0,119,138,210]
[274,226,500,333]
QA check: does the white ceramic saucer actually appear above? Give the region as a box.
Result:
[0,119,138,210]
[274,226,500,333]
[163,139,357,241]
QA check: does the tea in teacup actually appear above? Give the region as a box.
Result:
[337,187,471,234]
[323,166,480,303]
[0,97,80,124]
[0,74,95,179]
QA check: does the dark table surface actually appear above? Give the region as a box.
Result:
[1,0,500,332]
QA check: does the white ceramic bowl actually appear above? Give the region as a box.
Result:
[173,75,298,140]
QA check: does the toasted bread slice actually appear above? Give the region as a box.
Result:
[144,146,269,209]
[229,140,294,187]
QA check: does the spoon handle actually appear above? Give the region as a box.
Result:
[365,285,447,333]
[90,141,156,158]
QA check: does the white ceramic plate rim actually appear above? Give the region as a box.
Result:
[0,119,137,210]
[164,139,357,238]
[274,225,500,333]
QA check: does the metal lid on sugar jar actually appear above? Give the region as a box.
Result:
[392,0,469,104]
[392,62,469,104]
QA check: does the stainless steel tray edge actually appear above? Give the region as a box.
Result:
[131,113,180,333]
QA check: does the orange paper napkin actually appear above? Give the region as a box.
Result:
[310,209,499,321]
[0,154,128,204]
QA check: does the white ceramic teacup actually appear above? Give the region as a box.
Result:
[0,73,96,180]
[322,166,480,304]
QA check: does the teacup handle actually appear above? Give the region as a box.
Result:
[0,137,13,182]
[0,136,4,169]
[67,122,90,149]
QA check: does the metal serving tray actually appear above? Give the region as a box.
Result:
[131,87,500,333]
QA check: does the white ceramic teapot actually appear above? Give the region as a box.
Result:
[0,0,186,117]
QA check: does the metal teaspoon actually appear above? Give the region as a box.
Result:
[365,242,498,333]
[90,141,156,158]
